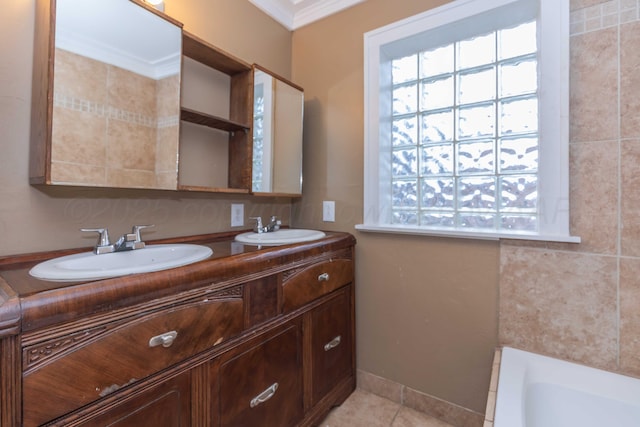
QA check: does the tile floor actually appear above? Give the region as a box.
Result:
[318,389,456,427]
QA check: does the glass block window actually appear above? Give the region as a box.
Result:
[360,0,578,242]
[390,21,538,232]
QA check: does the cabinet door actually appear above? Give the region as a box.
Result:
[59,373,191,427]
[217,321,303,427]
[310,288,353,405]
[32,0,182,190]
[251,66,303,196]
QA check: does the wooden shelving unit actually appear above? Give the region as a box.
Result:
[178,31,254,193]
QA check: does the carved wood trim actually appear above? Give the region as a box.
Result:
[1,336,21,427]
[190,363,210,427]
[23,327,107,371]
[282,266,305,282]
[207,285,242,299]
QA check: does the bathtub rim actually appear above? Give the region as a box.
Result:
[491,346,640,427]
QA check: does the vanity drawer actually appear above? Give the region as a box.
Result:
[22,291,244,427]
[282,258,352,313]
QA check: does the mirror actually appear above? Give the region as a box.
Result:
[49,0,182,189]
[252,67,304,195]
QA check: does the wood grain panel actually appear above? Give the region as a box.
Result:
[22,296,242,427]
[282,259,353,313]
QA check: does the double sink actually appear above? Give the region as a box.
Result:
[30,229,326,282]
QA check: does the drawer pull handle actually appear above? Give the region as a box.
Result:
[250,382,279,408]
[324,335,342,351]
[318,272,330,281]
[149,331,178,348]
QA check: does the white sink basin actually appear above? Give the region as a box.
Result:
[235,229,326,246]
[29,244,213,282]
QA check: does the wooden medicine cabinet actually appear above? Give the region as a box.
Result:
[30,0,305,197]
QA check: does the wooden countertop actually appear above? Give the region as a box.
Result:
[0,230,356,335]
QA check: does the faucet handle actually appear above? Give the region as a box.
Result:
[249,217,263,233]
[269,215,281,231]
[126,224,154,249]
[81,228,110,246]
[131,224,155,242]
[80,228,111,254]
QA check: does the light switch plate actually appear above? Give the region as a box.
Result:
[231,204,244,227]
[323,201,335,222]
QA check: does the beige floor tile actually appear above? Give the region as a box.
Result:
[391,406,455,427]
[318,389,401,427]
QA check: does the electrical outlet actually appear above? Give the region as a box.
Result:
[231,204,244,227]
[323,201,335,222]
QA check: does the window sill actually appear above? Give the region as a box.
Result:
[355,224,581,244]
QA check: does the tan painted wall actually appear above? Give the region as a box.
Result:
[0,0,292,257]
[291,0,499,413]
[167,0,293,79]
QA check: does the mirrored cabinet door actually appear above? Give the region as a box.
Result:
[31,0,183,190]
[252,66,304,196]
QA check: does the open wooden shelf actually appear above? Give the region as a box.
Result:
[177,184,250,194]
[180,108,250,133]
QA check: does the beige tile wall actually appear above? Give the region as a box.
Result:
[499,0,640,376]
[51,49,180,189]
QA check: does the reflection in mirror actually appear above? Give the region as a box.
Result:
[252,70,273,192]
[51,0,182,189]
[252,68,303,195]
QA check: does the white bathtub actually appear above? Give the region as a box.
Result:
[493,347,640,427]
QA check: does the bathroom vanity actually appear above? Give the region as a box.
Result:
[0,231,355,426]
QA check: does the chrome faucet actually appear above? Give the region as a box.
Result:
[81,225,154,254]
[249,216,281,234]
[265,216,281,232]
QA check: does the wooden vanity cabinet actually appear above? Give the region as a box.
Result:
[0,232,355,427]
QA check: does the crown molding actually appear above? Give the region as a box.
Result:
[249,0,366,30]
[249,0,296,30]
